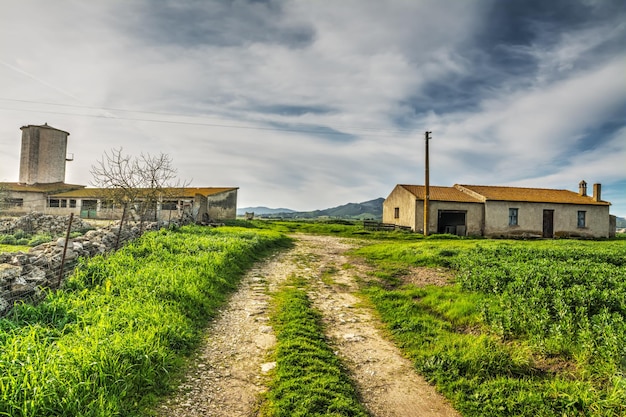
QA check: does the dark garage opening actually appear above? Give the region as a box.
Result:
[438,210,467,235]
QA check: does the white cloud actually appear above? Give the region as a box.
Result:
[0,1,624,214]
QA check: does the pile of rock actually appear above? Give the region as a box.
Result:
[0,212,94,236]
[0,220,163,315]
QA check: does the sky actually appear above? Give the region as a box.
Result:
[0,0,625,216]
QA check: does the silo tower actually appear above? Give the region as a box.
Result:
[19,123,71,185]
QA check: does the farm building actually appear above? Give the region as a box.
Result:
[0,123,238,221]
[43,186,238,221]
[383,182,614,238]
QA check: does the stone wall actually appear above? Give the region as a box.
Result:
[0,212,94,236]
[0,218,163,315]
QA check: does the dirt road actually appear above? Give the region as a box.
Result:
[157,234,459,417]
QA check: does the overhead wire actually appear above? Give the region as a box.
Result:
[0,97,418,138]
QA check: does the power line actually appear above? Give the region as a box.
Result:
[0,97,417,137]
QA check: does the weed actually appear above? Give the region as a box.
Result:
[262,278,368,417]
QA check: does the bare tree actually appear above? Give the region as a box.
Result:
[90,148,188,224]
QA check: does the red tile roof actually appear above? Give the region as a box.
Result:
[399,185,482,202]
[397,184,610,206]
[457,184,609,206]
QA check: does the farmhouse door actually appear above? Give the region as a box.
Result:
[437,210,467,235]
[542,210,554,238]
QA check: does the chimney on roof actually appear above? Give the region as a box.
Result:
[593,183,601,202]
[578,180,587,196]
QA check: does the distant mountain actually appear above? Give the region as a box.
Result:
[237,206,296,216]
[250,198,384,220]
[616,216,626,228]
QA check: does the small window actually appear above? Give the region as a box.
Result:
[101,200,115,209]
[161,200,179,210]
[60,199,67,208]
[508,208,518,226]
[577,211,586,228]
[394,207,400,219]
[48,199,60,208]
[8,198,23,207]
[69,199,77,208]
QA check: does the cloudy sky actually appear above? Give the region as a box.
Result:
[1,0,625,215]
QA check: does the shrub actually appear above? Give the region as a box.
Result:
[0,235,17,245]
[12,229,28,239]
[28,234,53,246]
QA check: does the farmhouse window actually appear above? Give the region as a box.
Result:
[394,207,400,218]
[161,200,178,210]
[508,208,518,226]
[48,199,60,208]
[60,199,67,208]
[7,198,23,207]
[577,211,586,228]
[101,200,115,209]
[69,199,77,208]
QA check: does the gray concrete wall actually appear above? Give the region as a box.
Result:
[19,126,68,184]
[3,191,47,214]
[484,201,610,238]
[207,189,237,220]
[609,215,616,238]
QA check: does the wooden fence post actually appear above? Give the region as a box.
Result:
[57,213,74,288]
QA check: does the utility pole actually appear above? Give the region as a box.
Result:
[424,131,432,236]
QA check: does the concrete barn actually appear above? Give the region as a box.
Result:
[0,124,238,221]
[383,182,614,238]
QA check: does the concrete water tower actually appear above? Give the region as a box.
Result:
[19,123,71,185]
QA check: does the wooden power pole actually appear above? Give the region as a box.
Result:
[424,131,432,236]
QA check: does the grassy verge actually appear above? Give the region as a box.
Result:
[262,277,369,417]
[357,239,626,416]
[226,219,433,240]
[0,225,290,417]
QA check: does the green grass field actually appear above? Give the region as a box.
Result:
[354,237,626,416]
[1,219,624,416]
[0,225,289,417]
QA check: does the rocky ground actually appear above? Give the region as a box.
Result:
[156,234,459,417]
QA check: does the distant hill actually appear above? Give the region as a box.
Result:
[616,216,626,228]
[248,198,384,220]
[236,206,296,216]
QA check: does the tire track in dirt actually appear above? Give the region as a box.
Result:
[156,249,297,417]
[156,234,459,417]
[298,234,460,417]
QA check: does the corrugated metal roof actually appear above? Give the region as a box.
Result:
[50,187,238,198]
[458,184,610,206]
[399,185,482,202]
[0,182,85,193]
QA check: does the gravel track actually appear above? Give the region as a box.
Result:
[157,234,459,417]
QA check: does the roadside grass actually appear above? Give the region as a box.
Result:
[226,219,433,240]
[262,276,369,417]
[357,238,626,416]
[0,225,290,417]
